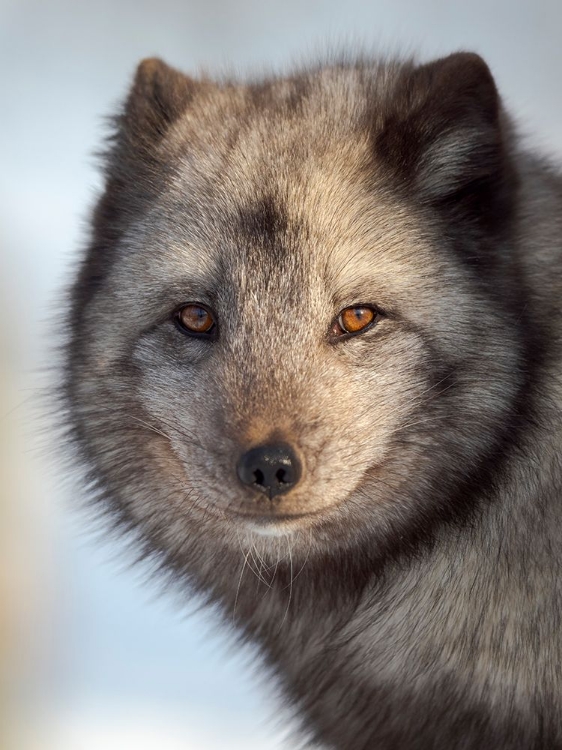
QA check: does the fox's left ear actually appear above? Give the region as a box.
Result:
[376,52,511,203]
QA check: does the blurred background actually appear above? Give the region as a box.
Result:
[1,0,561,748]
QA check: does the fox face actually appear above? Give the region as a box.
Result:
[67,54,525,571]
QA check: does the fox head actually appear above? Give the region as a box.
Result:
[66,53,527,584]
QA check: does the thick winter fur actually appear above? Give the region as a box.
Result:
[65,53,562,748]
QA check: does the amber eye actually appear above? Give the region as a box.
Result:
[175,304,216,336]
[330,305,378,339]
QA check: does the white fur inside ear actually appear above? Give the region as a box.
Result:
[416,127,493,199]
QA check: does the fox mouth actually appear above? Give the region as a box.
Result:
[225,508,320,525]
[220,505,326,534]
[225,507,322,524]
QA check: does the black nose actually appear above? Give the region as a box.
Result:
[236,443,302,498]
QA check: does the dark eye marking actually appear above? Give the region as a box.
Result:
[174,303,217,338]
[329,305,382,341]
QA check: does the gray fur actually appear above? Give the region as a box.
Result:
[64,52,562,748]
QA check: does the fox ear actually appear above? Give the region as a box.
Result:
[118,58,196,149]
[376,52,508,202]
[91,60,198,264]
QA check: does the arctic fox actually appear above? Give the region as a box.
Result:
[65,53,562,748]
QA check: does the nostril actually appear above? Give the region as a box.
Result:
[236,442,302,498]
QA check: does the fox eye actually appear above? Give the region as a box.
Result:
[330,305,379,339]
[174,303,216,337]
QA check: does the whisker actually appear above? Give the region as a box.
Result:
[233,546,250,621]
[278,534,294,631]
[247,543,271,587]
[129,415,173,441]
[282,536,311,590]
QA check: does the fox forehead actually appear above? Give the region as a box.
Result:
[85,57,498,351]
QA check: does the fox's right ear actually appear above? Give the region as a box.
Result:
[88,60,198,276]
[118,58,197,151]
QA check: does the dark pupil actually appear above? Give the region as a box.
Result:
[195,308,206,320]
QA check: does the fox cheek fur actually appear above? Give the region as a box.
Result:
[65,52,562,748]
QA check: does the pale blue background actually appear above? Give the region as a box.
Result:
[2,0,561,747]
